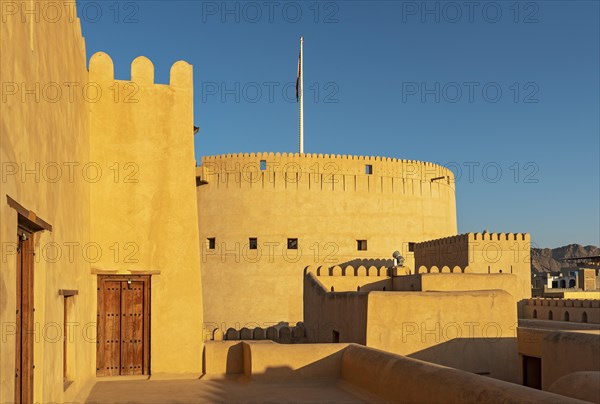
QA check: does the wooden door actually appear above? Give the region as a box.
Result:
[16,228,34,404]
[96,276,150,376]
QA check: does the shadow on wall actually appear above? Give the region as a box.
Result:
[224,322,307,343]
[226,343,244,374]
[406,337,519,382]
[350,279,391,292]
[338,258,394,269]
[199,342,584,404]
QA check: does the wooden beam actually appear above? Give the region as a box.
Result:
[7,195,53,231]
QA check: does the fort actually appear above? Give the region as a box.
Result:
[1,2,599,403]
[197,152,457,329]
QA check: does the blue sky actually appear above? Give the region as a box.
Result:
[79,0,599,248]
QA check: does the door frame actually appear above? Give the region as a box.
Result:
[15,225,35,404]
[96,275,151,376]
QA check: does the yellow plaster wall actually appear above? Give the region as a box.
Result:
[242,341,348,380]
[303,273,369,343]
[316,275,392,292]
[0,2,95,402]
[366,290,519,382]
[517,327,600,390]
[394,273,520,298]
[303,271,519,382]
[341,344,583,403]
[88,53,203,374]
[197,154,457,331]
[414,233,531,312]
[544,290,600,299]
[523,298,600,323]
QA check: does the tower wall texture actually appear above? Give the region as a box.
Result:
[197,153,457,331]
[89,53,204,375]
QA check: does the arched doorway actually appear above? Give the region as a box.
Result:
[560,280,566,288]
[582,312,588,323]
[533,309,537,319]
[564,311,570,321]
[548,310,553,320]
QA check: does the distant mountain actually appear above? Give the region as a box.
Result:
[531,244,600,273]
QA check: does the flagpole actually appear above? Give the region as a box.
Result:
[299,36,304,154]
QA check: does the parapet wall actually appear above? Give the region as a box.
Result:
[204,341,582,403]
[414,232,532,305]
[198,153,455,193]
[306,264,390,277]
[341,345,582,403]
[523,298,600,323]
[303,271,520,381]
[88,52,193,92]
[415,232,530,269]
[518,327,600,391]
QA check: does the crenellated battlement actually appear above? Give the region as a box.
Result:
[525,298,600,309]
[306,265,390,277]
[415,265,470,274]
[522,298,600,324]
[413,231,531,303]
[203,152,448,165]
[88,52,193,91]
[197,153,457,193]
[416,232,529,248]
[306,264,473,275]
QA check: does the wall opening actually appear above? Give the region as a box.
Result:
[249,237,257,250]
[60,290,78,391]
[260,160,267,171]
[569,279,576,288]
[533,309,537,319]
[357,240,368,251]
[207,237,216,250]
[522,356,542,390]
[564,311,570,321]
[548,310,553,320]
[332,330,340,343]
[287,238,298,250]
[560,280,566,288]
[582,311,588,323]
[365,164,373,175]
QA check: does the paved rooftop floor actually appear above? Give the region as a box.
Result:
[85,377,379,403]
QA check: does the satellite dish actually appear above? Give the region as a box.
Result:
[392,251,405,266]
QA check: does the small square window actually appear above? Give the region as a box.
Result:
[249,238,258,250]
[365,164,373,175]
[207,237,216,250]
[260,160,267,171]
[287,238,298,250]
[408,242,415,252]
[357,240,368,251]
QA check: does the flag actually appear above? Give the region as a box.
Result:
[296,50,301,102]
